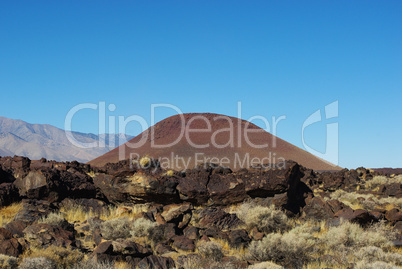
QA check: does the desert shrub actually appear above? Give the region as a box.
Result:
[321,221,394,251]
[248,225,315,267]
[19,257,56,269]
[71,258,115,269]
[180,255,237,269]
[328,190,402,210]
[130,218,157,237]
[237,203,289,234]
[197,241,223,261]
[101,217,133,240]
[355,261,400,269]
[148,225,166,244]
[247,261,284,269]
[0,254,18,269]
[355,246,402,266]
[22,245,84,268]
[38,212,66,226]
[364,175,402,189]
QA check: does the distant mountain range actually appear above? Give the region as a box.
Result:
[0,116,133,163]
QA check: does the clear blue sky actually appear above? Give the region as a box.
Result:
[1,1,401,169]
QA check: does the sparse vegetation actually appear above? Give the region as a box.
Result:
[197,241,224,261]
[130,218,157,238]
[0,202,22,227]
[38,212,66,226]
[101,217,133,240]
[237,202,290,233]
[19,257,56,269]
[0,254,18,269]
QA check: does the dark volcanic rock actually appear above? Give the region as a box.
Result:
[228,229,251,247]
[0,183,19,207]
[335,208,377,226]
[0,156,31,179]
[23,223,75,248]
[0,238,23,257]
[14,168,96,202]
[303,197,337,220]
[176,167,210,204]
[385,208,402,223]
[94,170,180,204]
[137,255,175,269]
[112,239,152,257]
[197,207,243,230]
[172,236,195,252]
[207,173,246,205]
[13,199,55,224]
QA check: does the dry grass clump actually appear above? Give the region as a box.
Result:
[328,189,402,210]
[197,241,224,261]
[248,224,316,268]
[354,246,402,266]
[321,221,394,251]
[365,175,402,189]
[38,212,66,226]
[60,204,149,223]
[101,217,157,240]
[248,261,284,269]
[130,218,157,238]
[0,202,22,227]
[237,203,290,233]
[71,258,115,269]
[0,254,18,269]
[19,257,56,269]
[21,245,84,268]
[101,217,133,240]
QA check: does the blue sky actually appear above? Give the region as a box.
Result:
[0,1,401,169]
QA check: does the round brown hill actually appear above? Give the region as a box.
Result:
[89,113,341,171]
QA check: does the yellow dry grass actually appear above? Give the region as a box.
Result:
[60,204,150,223]
[0,202,22,227]
[20,245,84,267]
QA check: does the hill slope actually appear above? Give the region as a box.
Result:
[0,116,132,163]
[89,113,341,171]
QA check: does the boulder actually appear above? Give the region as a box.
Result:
[197,207,243,230]
[207,173,246,205]
[303,196,336,220]
[0,156,31,179]
[14,168,96,202]
[94,170,180,204]
[176,168,210,204]
[4,221,28,238]
[228,229,251,247]
[0,238,22,257]
[161,203,192,223]
[13,199,55,224]
[23,223,75,248]
[137,255,175,269]
[385,208,402,223]
[155,243,176,255]
[184,226,200,240]
[172,236,195,252]
[112,239,152,257]
[0,183,20,207]
[334,208,377,226]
